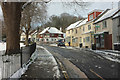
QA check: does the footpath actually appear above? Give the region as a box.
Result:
[20,46,60,79]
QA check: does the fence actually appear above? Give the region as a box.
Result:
[0,43,36,79]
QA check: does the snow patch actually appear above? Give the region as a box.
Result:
[0,42,6,51]
[0,42,25,51]
[50,44,57,47]
[37,45,60,78]
[10,50,38,78]
[92,50,120,63]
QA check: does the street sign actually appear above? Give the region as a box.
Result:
[95,25,100,28]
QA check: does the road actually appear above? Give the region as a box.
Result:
[42,44,120,79]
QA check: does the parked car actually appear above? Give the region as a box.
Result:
[57,39,66,47]
[57,41,65,47]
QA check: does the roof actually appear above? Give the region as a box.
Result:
[76,19,88,28]
[112,10,120,18]
[40,27,63,34]
[66,20,83,30]
[95,8,119,23]
[31,30,37,35]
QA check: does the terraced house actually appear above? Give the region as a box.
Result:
[65,9,103,48]
[65,20,83,46]
[94,8,120,50]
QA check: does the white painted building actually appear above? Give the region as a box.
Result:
[39,27,64,43]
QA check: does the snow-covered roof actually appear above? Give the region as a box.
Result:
[112,11,120,18]
[95,8,119,23]
[31,30,37,35]
[76,19,88,28]
[40,27,63,34]
[66,20,83,30]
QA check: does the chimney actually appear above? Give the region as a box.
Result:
[60,27,62,32]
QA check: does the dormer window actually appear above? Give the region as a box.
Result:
[89,14,93,20]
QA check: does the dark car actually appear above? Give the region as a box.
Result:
[57,39,66,47]
[57,41,65,47]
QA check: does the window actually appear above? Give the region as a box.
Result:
[72,36,74,38]
[80,37,82,42]
[72,38,78,43]
[41,39,44,41]
[86,37,90,42]
[72,38,75,43]
[102,21,107,28]
[79,27,81,30]
[46,39,49,41]
[100,34,104,48]
[76,29,77,34]
[58,34,61,37]
[45,34,49,37]
[95,24,100,31]
[22,38,25,41]
[88,25,91,30]
[72,29,74,33]
[51,34,54,37]
[117,35,120,42]
[96,36,100,48]
[68,31,70,34]
[83,38,85,42]
[83,26,85,31]
[89,14,93,20]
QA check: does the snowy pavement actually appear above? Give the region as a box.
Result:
[21,46,60,79]
[91,50,120,63]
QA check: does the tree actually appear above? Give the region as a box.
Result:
[1,2,23,54]
[44,13,83,32]
[20,2,47,45]
[0,0,88,55]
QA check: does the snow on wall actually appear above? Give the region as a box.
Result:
[0,42,25,51]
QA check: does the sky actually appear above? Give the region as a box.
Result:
[0,1,119,27]
[46,2,119,17]
[0,2,119,18]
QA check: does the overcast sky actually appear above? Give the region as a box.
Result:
[47,2,119,17]
[0,2,119,18]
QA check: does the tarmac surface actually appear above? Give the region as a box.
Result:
[43,45,120,79]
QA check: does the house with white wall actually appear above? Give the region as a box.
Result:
[39,27,64,43]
